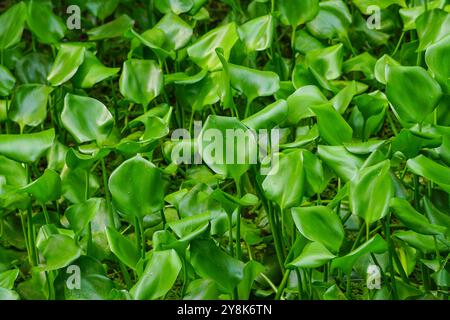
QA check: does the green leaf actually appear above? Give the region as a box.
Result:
[390,198,447,235]
[317,145,364,181]
[416,9,450,52]
[62,93,114,144]
[238,14,274,52]
[262,150,305,210]
[119,59,163,107]
[310,103,353,145]
[184,279,220,300]
[278,0,319,27]
[375,54,401,85]
[242,100,288,130]
[86,0,119,20]
[394,230,447,254]
[72,51,120,88]
[15,52,51,85]
[0,129,54,163]
[228,63,280,102]
[65,198,103,234]
[307,0,352,44]
[37,234,82,271]
[425,35,450,93]
[198,115,257,181]
[0,2,26,50]
[0,269,19,289]
[0,288,19,300]
[27,0,66,44]
[168,212,210,240]
[131,249,182,300]
[407,155,450,194]
[109,155,164,219]
[190,239,244,293]
[237,260,265,300]
[87,14,134,41]
[286,85,328,124]
[60,255,115,300]
[350,160,393,225]
[343,52,377,79]
[155,0,194,14]
[187,22,239,70]
[352,0,406,12]
[106,226,140,269]
[154,13,193,51]
[331,235,388,274]
[306,44,344,81]
[423,197,450,236]
[47,44,86,86]
[9,84,53,128]
[287,241,336,268]
[391,129,442,159]
[291,206,344,253]
[0,65,16,96]
[20,169,61,204]
[386,65,443,125]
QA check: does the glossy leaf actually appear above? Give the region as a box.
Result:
[407,155,450,194]
[187,22,239,70]
[390,198,447,235]
[72,51,120,88]
[131,249,182,300]
[0,66,15,96]
[350,160,393,225]
[20,169,61,204]
[198,115,257,181]
[119,59,163,107]
[109,155,164,219]
[106,226,140,269]
[262,150,305,210]
[386,65,442,125]
[0,2,26,50]
[425,35,450,93]
[278,0,319,27]
[9,84,53,128]
[287,241,336,269]
[331,235,388,274]
[190,239,244,293]
[27,0,66,44]
[87,15,134,41]
[238,15,274,51]
[62,93,114,144]
[291,206,344,253]
[228,63,280,102]
[47,44,86,86]
[37,234,82,271]
[0,129,54,163]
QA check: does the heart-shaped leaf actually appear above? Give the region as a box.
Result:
[119,59,163,107]
[109,155,164,219]
[291,205,344,253]
[62,93,114,144]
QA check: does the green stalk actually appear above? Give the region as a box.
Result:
[385,214,399,299]
[101,158,115,228]
[235,177,242,260]
[295,269,304,299]
[41,204,50,225]
[275,269,291,300]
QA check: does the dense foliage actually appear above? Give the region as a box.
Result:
[0,0,449,300]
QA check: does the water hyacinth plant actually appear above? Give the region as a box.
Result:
[0,0,449,301]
